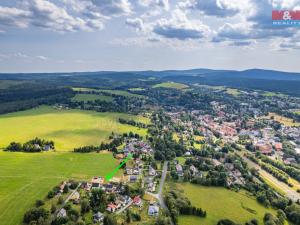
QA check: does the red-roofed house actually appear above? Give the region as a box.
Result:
[274,143,283,151]
[133,195,142,207]
[106,203,118,213]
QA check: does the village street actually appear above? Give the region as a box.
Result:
[55,182,82,216]
[146,161,175,225]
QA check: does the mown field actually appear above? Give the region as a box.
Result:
[177,183,277,225]
[153,82,189,90]
[71,93,113,102]
[0,151,120,225]
[0,106,150,151]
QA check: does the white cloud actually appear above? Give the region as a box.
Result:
[152,9,211,40]
[26,0,92,32]
[90,0,132,16]
[36,55,49,60]
[0,6,30,28]
[272,0,300,9]
[179,0,250,17]
[139,0,170,11]
[126,18,145,31]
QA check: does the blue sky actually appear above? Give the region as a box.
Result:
[0,0,300,73]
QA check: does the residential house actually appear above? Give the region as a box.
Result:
[107,203,118,213]
[91,177,104,189]
[93,212,104,224]
[133,196,142,207]
[149,166,156,176]
[148,204,159,216]
[57,208,67,218]
[176,164,183,177]
[70,191,80,204]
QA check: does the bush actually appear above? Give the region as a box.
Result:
[35,200,45,207]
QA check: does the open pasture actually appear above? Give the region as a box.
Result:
[0,106,149,151]
[0,151,119,225]
[177,183,277,225]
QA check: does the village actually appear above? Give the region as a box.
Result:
[31,137,164,225]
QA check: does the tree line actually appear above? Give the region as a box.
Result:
[5,137,54,152]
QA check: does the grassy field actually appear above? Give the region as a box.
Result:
[0,106,150,151]
[226,88,240,96]
[0,151,120,225]
[128,87,145,91]
[266,113,300,127]
[262,91,287,97]
[153,82,189,90]
[71,93,113,102]
[177,183,277,225]
[73,87,145,98]
[100,89,146,98]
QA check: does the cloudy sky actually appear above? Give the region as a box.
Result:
[0,0,300,73]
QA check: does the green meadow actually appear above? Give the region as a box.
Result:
[152,82,189,90]
[71,93,113,102]
[0,106,150,151]
[100,89,146,98]
[177,183,277,225]
[0,151,120,225]
[72,87,145,98]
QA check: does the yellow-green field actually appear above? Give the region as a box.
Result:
[152,82,189,90]
[226,88,240,96]
[71,93,113,102]
[0,151,120,225]
[177,183,277,225]
[0,106,150,151]
[262,91,287,97]
[265,113,300,127]
[128,87,145,91]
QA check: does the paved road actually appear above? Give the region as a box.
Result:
[146,161,174,225]
[146,161,168,208]
[241,154,300,201]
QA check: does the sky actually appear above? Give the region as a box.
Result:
[0,0,300,73]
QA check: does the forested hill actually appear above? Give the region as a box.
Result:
[1,68,300,96]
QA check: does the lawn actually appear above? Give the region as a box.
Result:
[176,157,187,164]
[0,151,120,225]
[0,106,150,151]
[71,93,113,102]
[177,183,277,225]
[152,82,189,90]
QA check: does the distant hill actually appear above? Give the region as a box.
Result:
[1,68,300,95]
